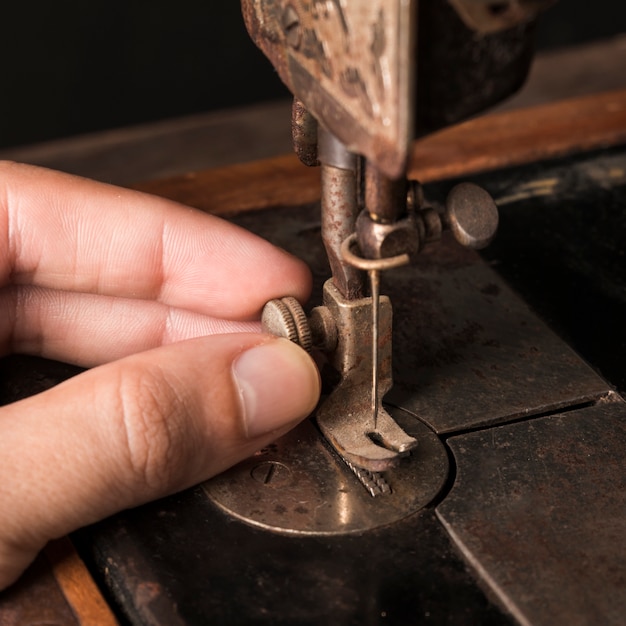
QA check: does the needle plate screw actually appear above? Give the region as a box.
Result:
[251,461,292,487]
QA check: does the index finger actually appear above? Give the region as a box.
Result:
[0,162,311,320]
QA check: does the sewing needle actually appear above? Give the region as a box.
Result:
[369,268,380,431]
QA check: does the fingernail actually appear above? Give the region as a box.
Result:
[232,338,320,438]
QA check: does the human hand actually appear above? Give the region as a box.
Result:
[0,162,320,589]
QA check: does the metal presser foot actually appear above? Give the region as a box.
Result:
[204,136,499,537]
[263,275,417,475]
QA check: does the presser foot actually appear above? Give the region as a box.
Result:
[315,279,418,472]
[316,390,417,473]
[263,279,419,473]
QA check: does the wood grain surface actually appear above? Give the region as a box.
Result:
[135,89,626,216]
[410,88,626,182]
[46,538,118,625]
[0,539,119,625]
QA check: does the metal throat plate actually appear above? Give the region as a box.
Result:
[204,406,448,535]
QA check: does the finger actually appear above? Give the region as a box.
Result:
[1,285,260,365]
[0,161,311,320]
[0,334,320,589]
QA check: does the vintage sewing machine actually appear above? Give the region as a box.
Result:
[1,2,626,625]
[242,0,548,480]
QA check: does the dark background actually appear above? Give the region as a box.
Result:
[1,1,625,149]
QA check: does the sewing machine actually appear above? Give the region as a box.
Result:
[243,0,548,484]
[1,2,626,624]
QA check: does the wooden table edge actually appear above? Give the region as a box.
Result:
[133,88,626,217]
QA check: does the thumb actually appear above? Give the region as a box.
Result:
[0,334,320,589]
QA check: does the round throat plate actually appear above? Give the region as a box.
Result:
[203,406,449,535]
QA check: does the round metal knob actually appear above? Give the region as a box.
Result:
[261,297,313,352]
[445,182,499,249]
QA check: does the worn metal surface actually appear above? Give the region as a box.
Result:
[414,1,536,134]
[242,1,541,176]
[470,147,626,394]
[291,98,318,167]
[364,164,407,224]
[242,0,414,178]
[342,458,391,498]
[76,494,513,626]
[262,269,422,474]
[355,209,420,260]
[355,179,499,260]
[437,396,626,626]
[262,296,313,352]
[318,132,364,300]
[315,280,417,471]
[386,239,610,433]
[227,202,610,435]
[444,182,499,249]
[205,408,447,534]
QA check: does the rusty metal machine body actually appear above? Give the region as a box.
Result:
[191,3,626,624]
[241,0,554,177]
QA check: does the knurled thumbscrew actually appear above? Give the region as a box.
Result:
[262,297,338,353]
[262,297,313,352]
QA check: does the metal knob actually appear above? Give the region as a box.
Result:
[261,297,313,352]
[444,182,499,249]
[262,297,338,353]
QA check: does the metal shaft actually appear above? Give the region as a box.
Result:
[319,129,365,300]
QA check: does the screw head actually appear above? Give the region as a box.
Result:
[251,461,292,486]
[445,182,499,250]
